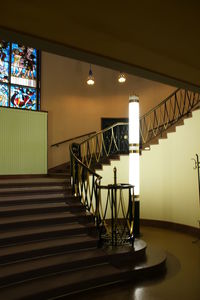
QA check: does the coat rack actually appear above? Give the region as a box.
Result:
[191,153,200,243]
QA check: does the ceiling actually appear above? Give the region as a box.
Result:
[1,1,200,90]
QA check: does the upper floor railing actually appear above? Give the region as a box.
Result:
[140,88,200,147]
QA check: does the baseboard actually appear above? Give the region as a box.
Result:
[140,219,200,237]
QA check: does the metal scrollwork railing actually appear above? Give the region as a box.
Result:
[79,122,129,169]
[70,126,134,247]
[74,89,200,161]
[70,143,101,213]
[96,168,135,246]
[140,88,200,148]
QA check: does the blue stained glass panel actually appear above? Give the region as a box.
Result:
[0,40,10,83]
[11,43,37,87]
[10,85,37,110]
[0,83,9,107]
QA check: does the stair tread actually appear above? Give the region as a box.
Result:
[0,177,69,184]
[0,202,70,212]
[0,234,98,258]
[0,222,93,240]
[0,182,69,188]
[0,240,148,279]
[0,263,120,299]
[0,189,71,197]
[0,186,69,194]
[0,211,87,225]
[0,248,106,280]
[0,193,70,202]
[0,195,78,205]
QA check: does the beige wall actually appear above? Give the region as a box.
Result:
[140,109,200,228]
[97,110,200,228]
[41,52,175,168]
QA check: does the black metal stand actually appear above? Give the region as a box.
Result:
[134,200,140,237]
[192,154,200,243]
[97,181,134,247]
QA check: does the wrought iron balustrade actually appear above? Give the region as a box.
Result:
[140,88,200,147]
[79,123,129,169]
[70,127,135,246]
[70,143,101,213]
[96,182,134,246]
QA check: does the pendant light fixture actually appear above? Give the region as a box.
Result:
[87,64,95,85]
[118,72,126,83]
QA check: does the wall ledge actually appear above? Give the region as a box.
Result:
[140,219,200,237]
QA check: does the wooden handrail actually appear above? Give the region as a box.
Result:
[51,131,96,147]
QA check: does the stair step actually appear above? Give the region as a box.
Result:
[0,263,122,300]
[0,211,92,230]
[0,234,98,264]
[0,181,70,189]
[0,177,70,184]
[0,248,107,287]
[0,193,73,203]
[0,244,166,299]
[0,186,69,194]
[0,203,73,217]
[0,186,72,196]
[0,222,95,246]
[0,195,79,207]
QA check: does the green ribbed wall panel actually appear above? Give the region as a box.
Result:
[0,108,47,175]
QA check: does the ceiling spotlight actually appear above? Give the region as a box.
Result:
[87,64,95,85]
[118,72,126,83]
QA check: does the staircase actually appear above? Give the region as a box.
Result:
[2,88,195,298]
[0,174,166,299]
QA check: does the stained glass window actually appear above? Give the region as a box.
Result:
[11,43,37,88]
[0,84,9,106]
[10,85,37,110]
[0,39,40,110]
[0,41,10,83]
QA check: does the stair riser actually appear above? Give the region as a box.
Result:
[0,182,70,189]
[0,189,72,197]
[0,203,86,217]
[0,240,98,265]
[0,256,107,288]
[0,197,78,207]
[0,227,96,247]
[0,207,71,217]
[0,216,94,230]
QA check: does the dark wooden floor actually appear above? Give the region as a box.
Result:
[74,225,200,300]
